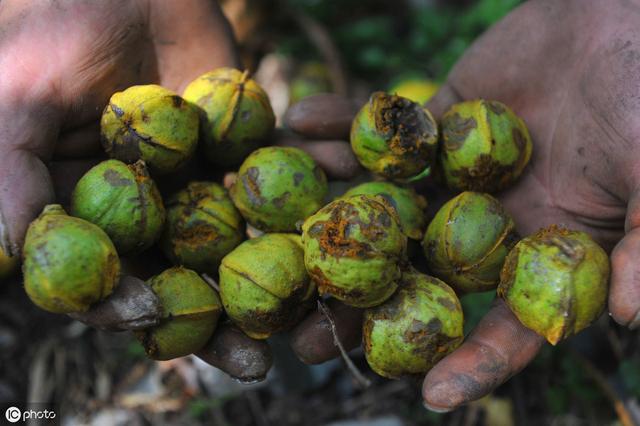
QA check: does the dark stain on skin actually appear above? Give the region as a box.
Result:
[437,296,458,312]
[242,167,266,207]
[103,169,132,187]
[442,113,477,151]
[448,373,497,404]
[476,358,509,376]
[272,191,291,209]
[486,101,506,115]
[293,172,305,186]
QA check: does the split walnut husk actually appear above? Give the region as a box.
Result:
[161,181,244,274]
[101,84,198,174]
[219,234,316,339]
[302,194,407,308]
[71,159,165,255]
[229,146,328,232]
[23,205,120,314]
[182,67,275,167]
[363,269,464,379]
[350,92,438,180]
[498,225,610,345]
[135,267,223,360]
[423,191,518,293]
[439,99,532,193]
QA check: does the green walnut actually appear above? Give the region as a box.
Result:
[23,205,120,313]
[440,99,532,192]
[498,226,610,345]
[161,181,244,274]
[230,147,328,232]
[101,84,199,174]
[182,68,275,167]
[135,267,223,360]
[350,92,438,180]
[71,160,165,255]
[301,195,407,308]
[342,181,427,240]
[363,270,464,379]
[219,234,316,339]
[423,192,518,293]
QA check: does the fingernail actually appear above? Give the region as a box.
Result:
[0,206,12,257]
[423,401,454,413]
[628,310,640,330]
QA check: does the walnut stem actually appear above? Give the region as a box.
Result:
[201,273,221,293]
[317,300,371,388]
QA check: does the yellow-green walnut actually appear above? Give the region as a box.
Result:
[440,99,532,192]
[301,195,407,308]
[350,92,438,180]
[342,181,427,240]
[230,147,328,232]
[498,226,610,345]
[388,78,439,104]
[71,160,165,255]
[219,234,316,339]
[101,85,199,174]
[423,192,518,293]
[363,270,463,379]
[135,267,223,360]
[161,181,244,274]
[183,68,275,167]
[23,205,120,313]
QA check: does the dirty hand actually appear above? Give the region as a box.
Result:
[290,0,640,412]
[0,0,237,257]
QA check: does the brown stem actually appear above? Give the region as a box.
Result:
[317,300,371,388]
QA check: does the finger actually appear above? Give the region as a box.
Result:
[289,298,363,365]
[422,299,544,412]
[0,96,59,256]
[609,228,640,327]
[276,133,362,180]
[196,322,273,382]
[609,193,640,328]
[69,275,161,331]
[284,94,360,140]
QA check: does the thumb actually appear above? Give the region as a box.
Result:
[609,189,640,328]
[0,92,60,256]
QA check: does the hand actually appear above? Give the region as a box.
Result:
[291,0,640,411]
[0,0,238,256]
